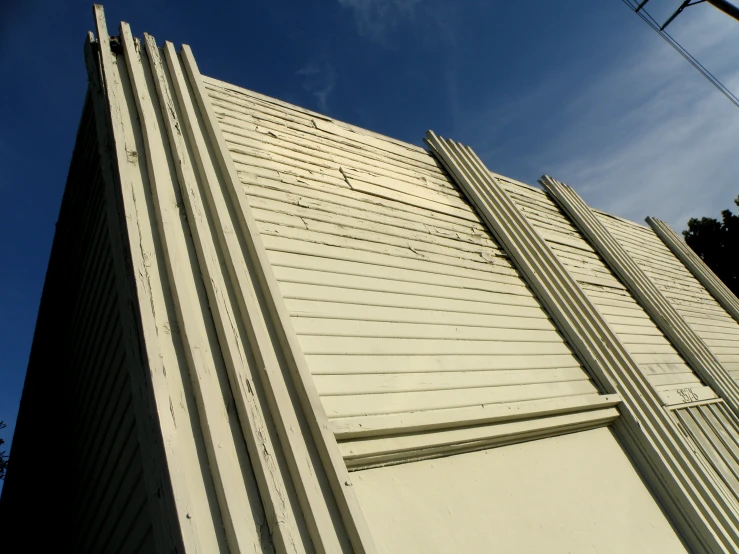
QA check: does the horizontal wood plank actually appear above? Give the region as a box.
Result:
[339,407,619,468]
[305,353,586,374]
[322,381,599,417]
[331,394,622,438]
[315,367,595,396]
[292,317,564,342]
[298,335,576,356]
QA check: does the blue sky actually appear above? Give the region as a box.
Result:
[1,0,738,491]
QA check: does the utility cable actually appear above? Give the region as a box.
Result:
[621,0,739,109]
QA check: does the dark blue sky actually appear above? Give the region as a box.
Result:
[1,0,738,491]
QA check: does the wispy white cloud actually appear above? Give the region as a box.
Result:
[338,0,423,43]
[297,62,338,111]
[548,9,739,230]
[457,6,739,231]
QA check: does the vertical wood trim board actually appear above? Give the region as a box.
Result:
[540,176,739,416]
[180,45,376,554]
[119,24,301,554]
[424,132,739,553]
[673,401,739,505]
[647,217,739,325]
[157,37,311,554]
[86,10,196,552]
[598,211,739,381]
[496,174,708,402]
[88,6,376,552]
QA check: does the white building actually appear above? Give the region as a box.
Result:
[3,6,739,553]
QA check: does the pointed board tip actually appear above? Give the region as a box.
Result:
[92,4,109,42]
[119,20,133,38]
[92,4,105,21]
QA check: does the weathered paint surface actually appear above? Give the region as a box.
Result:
[353,428,689,554]
[12,9,739,551]
[498,175,710,402]
[81,11,377,550]
[597,212,739,382]
[205,77,607,443]
[673,401,739,502]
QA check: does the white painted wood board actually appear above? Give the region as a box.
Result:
[352,427,689,553]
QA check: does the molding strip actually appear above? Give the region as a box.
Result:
[647,217,739,325]
[87,6,376,552]
[340,406,620,470]
[674,402,739,500]
[332,394,622,439]
[540,176,739,416]
[424,132,739,553]
[157,37,311,553]
[85,11,188,552]
[180,44,376,554]
[118,24,273,553]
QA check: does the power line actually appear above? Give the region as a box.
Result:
[621,0,739,109]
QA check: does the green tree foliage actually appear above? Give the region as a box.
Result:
[0,421,8,480]
[683,195,739,297]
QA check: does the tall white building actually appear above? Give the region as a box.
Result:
[3,6,739,553]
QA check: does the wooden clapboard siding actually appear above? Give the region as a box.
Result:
[497,177,706,397]
[78,128,154,554]
[204,76,603,425]
[596,212,739,381]
[10,98,158,552]
[673,401,739,502]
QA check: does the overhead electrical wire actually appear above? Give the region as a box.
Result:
[621,0,739,109]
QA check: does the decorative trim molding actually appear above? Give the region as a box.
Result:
[424,132,739,553]
[127,24,306,552]
[335,395,623,470]
[180,44,376,554]
[85,12,187,552]
[647,217,739,325]
[87,6,376,553]
[332,394,621,439]
[673,401,739,504]
[340,406,620,470]
[540,176,739,416]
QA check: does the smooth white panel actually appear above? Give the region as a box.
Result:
[353,427,687,554]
